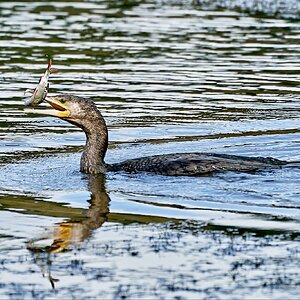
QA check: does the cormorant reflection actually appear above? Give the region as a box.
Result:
[26,174,110,288]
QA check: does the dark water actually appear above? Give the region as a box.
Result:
[0,0,300,299]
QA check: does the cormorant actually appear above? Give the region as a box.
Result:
[29,94,288,175]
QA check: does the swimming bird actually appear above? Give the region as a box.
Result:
[30,94,288,175]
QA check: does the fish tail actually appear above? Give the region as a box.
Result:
[48,58,52,69]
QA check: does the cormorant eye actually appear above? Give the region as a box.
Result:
[60,98,66,104]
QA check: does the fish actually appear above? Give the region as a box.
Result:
[24,59,58,107]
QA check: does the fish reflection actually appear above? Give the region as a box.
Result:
[26,174,110,288]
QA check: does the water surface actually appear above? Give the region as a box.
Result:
[0,0,300,299]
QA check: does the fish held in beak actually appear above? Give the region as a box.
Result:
[24,59,57,107]
[24,96,70,118]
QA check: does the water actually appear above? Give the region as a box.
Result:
[0,0,300,299]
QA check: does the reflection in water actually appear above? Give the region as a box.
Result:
[26,175,110,288]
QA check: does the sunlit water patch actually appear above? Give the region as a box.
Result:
[1,218,299,299]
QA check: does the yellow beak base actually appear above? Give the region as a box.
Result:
[24,97,71,118]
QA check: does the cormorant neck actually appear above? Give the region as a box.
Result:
[79,113,108,174]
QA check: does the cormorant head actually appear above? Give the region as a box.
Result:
[25,94,108,174]
[42,94,104,129]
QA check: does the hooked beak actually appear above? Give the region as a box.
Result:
[45,96,70,118]
[24,96,70,118]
